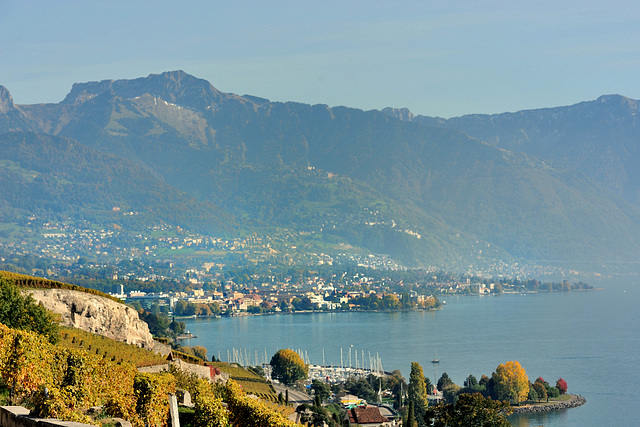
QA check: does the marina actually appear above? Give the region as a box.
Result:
[226,346,387,383]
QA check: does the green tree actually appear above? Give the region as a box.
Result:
[169,319,186,335]
[437,372,453,391]
[312,379,331,403]
[424,376,433,395]
[173,300,188,316]
[424,393,512,427]
[387,369,406,409]
[532,381,546,402]
[492,361,529,404]
[464,375,478,388]
[545,383,560,401]
[270,349,308,386]
[344,376,376,403]
[0,277,59,343]
[408,362,428,426]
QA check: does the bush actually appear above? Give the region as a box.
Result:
[194,380,229,427]
[225,380,297,427]
[0,276,59,343]
[132,372,176,427]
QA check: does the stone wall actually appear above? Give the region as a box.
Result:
[137,360,229,384]
[0,406,104,427]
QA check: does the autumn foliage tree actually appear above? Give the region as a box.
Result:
[491,361,529,404]
[556,378,568,395]
[270,349,308,386]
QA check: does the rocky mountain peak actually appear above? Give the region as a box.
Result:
[0,85,15,113]
[61,70,233,111]
[595,94,639,112]
[381,107,415,122]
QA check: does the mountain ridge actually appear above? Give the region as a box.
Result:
[2,72,640,270]
[382,94,640,206]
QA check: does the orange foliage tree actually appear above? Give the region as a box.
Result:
[491,361,529,404]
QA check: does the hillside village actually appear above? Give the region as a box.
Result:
[0,216,584,297]
[0,216,595,322]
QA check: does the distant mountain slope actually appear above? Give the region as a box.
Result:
[2,71,640,268]
[387,95,640,206]
[0,86,31,132]
[213,102,640,262]
[0,131,234,234]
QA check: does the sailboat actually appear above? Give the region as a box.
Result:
[431,349,440,364]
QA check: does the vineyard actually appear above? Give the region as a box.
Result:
[0,271,296,425]
[207,362,279,400]
[0,271,123,304]
[0,322,172,426]
[0,323,298,426]
[59,327,167,367]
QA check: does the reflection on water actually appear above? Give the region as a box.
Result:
[508,408,569,427]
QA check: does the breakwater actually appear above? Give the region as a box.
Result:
[511,395,586,414]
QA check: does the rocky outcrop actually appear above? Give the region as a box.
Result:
[0,86,15,114]
[27,288,155,349]
[0,86,31,132]
[511,394,586,414]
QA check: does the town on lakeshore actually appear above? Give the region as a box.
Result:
[0,219,594,319]
[105,264,592,318]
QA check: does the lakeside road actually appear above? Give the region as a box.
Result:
[272,383,313,405]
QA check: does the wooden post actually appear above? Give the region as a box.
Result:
[168,393,180,427]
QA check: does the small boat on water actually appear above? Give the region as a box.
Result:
[431,350,440,364]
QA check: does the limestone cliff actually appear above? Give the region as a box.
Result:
[27,288,155,349]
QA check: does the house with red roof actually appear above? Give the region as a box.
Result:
[346,406,396,426]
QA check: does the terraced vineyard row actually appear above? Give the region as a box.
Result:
[59,327,167,367]
[207,361,278,398]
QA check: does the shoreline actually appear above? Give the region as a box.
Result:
[510,394,586,414]
[175,306,442,320]
[174,289,593,320]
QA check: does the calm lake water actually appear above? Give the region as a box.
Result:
[182,278,640,426]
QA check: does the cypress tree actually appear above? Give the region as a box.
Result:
[406,400,418,427]
[408,362,428,426]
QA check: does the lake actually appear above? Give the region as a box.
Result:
[182,277,640,426]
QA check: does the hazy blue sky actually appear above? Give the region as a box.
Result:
[2,0,639,117]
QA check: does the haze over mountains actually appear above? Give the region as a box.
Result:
[2,70,640,271]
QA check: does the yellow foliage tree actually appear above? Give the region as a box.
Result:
[270,349,307,386]
[492,361,529,404]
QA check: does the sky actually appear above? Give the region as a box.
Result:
[1,0,640,118]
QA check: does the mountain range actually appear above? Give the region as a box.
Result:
[2,70,640,271]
